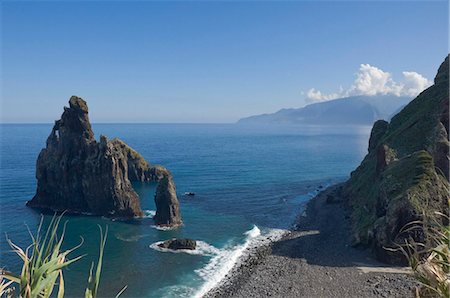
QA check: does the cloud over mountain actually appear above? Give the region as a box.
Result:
[305,64,432,103]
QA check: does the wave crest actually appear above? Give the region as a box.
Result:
[193,225,280,298]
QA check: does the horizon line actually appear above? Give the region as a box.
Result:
[0,122,236,125]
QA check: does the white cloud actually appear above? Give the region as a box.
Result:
[400,71,431,97]
[305,64,432,103]
[348,64,396,96]
[306,88,340,102]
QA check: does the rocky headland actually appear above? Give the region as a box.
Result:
[27,96,182,226]
[342,55,449,264]
[206,56,449,296]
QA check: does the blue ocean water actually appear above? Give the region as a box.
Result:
[0,123,371,297]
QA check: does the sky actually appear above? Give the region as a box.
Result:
[1,1,448,123]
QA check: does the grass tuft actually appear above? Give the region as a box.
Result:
[390,211,450,298]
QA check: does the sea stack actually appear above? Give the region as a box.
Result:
[27,96,182,226]
[153,166,182,226]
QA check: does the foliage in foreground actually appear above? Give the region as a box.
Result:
[396,211,450,298]
[0,214,126,298]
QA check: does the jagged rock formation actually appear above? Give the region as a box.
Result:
[153,166,182,226]
[343,56,449,264]
[27,96,182,226]
[158,238,197,250]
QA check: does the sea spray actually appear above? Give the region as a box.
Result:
[150,225,179,231]
[143,209,156,218]
[193,225,262,297]
[149,225,288,298]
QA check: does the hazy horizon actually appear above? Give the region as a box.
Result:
[1,1,448,123]
[0,94,412,124]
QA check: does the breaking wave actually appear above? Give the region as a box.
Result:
[142,209,156,218]
[193,225,288,298]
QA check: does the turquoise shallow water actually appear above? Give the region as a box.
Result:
[0,123,371,297]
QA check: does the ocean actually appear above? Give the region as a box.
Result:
[0,123,371,297]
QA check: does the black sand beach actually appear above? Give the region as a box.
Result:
[206,185,417,298]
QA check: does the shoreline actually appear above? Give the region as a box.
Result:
[204,184,417,297]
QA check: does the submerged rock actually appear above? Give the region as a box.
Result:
[158,238,197,250]
[27,96,182,226]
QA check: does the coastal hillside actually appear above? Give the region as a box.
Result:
[238,95,411,125]
[342,55,449,264]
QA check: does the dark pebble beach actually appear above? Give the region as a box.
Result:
[205,185,417,298]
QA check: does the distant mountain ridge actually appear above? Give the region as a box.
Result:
[238,95,412,125]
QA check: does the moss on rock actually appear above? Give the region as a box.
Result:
[343,56,450,264]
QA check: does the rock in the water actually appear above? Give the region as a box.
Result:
[153,166,182,227]
[158,238,197,250]
[27,96,182,225]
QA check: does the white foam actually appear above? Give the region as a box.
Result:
[154,285,196,298]
[150,225,178,231]
[132,209,156,219]
[248,225,262,237]
[147,226,287,298]
[193,225,270,298]
[150,240,221,256]
[142,209,156,218]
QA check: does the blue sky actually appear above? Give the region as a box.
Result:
[1,1,448,123]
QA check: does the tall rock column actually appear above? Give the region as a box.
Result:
[153,167,182,227]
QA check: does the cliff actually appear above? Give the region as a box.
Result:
[27,96,182,226]
[343,56,449,264]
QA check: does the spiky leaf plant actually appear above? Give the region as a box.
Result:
[1,214,126,298]
[394,211,450,298]
[86,225,106,298]
[2,214,84,298]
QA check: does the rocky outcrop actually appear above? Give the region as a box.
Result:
[368,120,389,153]
[153,166,182,226]
[158,238,197,250]
[343,56,449,264]
[27,96,182,226]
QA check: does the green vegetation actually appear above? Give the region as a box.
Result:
[342,56,449,263]
[0,214,126,298]
[395,212,450,297]
[111,138,151,170]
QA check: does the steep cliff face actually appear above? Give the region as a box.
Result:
[27,96,182,225]
[343,56,449,264]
